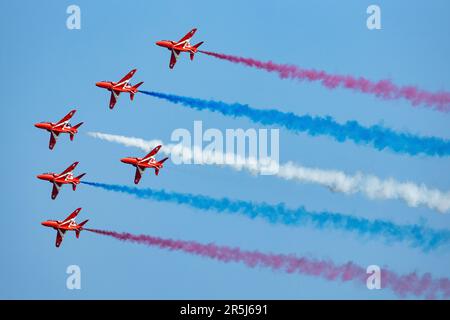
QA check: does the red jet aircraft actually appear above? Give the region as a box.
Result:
[41,208,88,248]
[120,145,169,184]
[35,109,83,150]
[156,28,204,69]
[37,162,86,199]
[96,69,144,109]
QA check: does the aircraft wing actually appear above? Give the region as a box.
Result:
[177,28,197,44]
[143,145,162,161]
[55,229,66,247]
[59,161,79,177]
[169,50,180,69]
[62,208,82,223]
[51,183,61,200]
[115,69,136,88]
[55,110,76,126]
[109,90,120,109]
[134,166,145,184]
[49,131,59,150]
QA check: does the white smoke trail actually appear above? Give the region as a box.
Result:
[88,131,450,213]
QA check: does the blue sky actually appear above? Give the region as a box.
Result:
[0,0,449,299]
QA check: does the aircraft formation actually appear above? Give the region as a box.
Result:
[35,28,201,247]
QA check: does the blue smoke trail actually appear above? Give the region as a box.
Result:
[82,181,450,251]
[139,90,450,157]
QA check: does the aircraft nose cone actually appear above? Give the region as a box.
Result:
[37,174,49,181]
[121,158,135,165]
[41,221,50,227]
[96,81,109,88]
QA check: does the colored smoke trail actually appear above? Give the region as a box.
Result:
[200,50,450,112]
[86,228,450,298]
[139,90,450,157]
[81,181,450,251]
[88,132,450,213]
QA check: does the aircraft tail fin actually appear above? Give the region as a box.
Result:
[158,157,169,165]
[132,81,144,90]
[78,219,89,228]
[190,42,204,60]
[73,122,83,130]
[73,173,86,189]
[155,157,169,176]
[193,41,203,50]
[76,219,89,238]
[71,122,84,139]
[76,173,86,180]
[131,82,144,100]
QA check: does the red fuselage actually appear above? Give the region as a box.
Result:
[156,40,198,53]
[37,172,81,186]
[120,157,163,170]
[34,122,79,135]
[41,220,80,231]
[95,81,138,94]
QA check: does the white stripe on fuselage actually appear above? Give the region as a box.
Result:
[60,219,76,228]
[175,39,190,47]
[53,121,68,129]
[113,79,131,89]
[141,156,156,163]
[56,172,73,180]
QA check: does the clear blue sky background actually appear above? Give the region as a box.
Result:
[1,0,449,299]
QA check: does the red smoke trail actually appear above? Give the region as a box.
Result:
[86,228,450,298]
[200,50,450,112]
